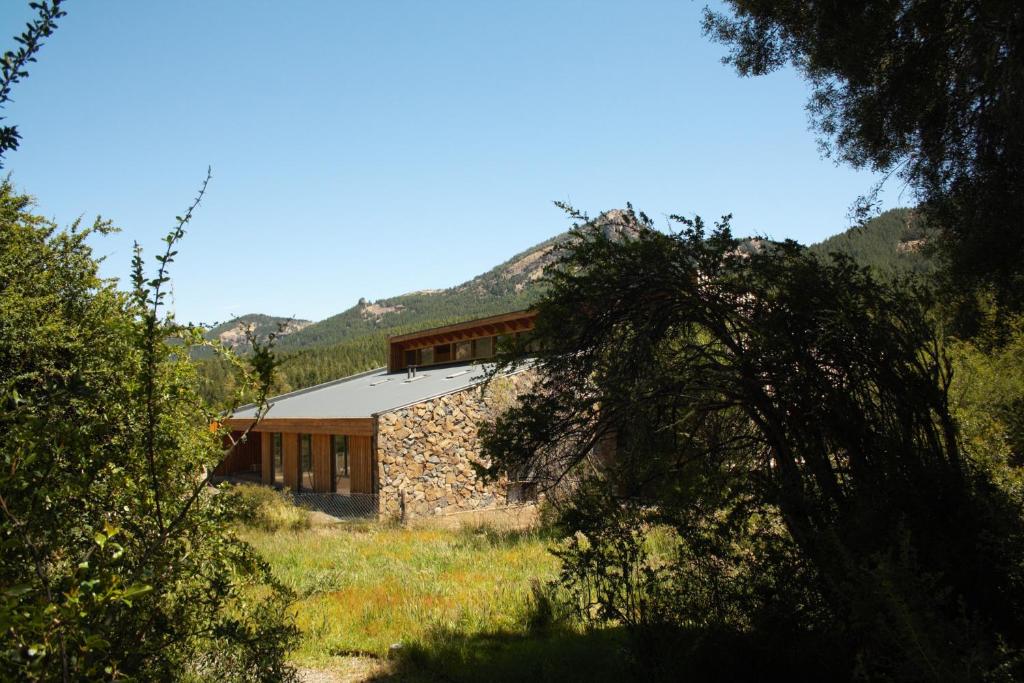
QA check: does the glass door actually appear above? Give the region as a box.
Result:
[332,435,350,494]
[299,434,314,491]
[272,433,284,486]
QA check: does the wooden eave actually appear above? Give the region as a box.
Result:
[222,416,375,436]
[388,310,537,352]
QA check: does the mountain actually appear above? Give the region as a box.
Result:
[808,208,934,276]
[198,208,928,404]
[203,314,312,353]
[275,208,639,354]
[248,209,636,355]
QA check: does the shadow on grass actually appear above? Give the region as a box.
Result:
[369,625,632,683]
[370,622,845,683]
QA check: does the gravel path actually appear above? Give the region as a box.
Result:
[295,657,392,683]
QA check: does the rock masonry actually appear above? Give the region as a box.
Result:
[376,371,530,519]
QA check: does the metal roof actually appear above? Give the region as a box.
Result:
[231,361,524,420]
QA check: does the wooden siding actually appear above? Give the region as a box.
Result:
[228,428,377,494]
[349,435,373,494]
[312,434,332,493]
[224,417,374,437]
[218,428,378,491]
[261,432,272,485]
[283,432,299,491]
[214,431,261,476]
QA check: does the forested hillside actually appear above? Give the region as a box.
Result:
[275,232,566,351]
[808,208,934,276]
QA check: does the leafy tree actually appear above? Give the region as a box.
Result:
[948,316,1024,493]
[0,179,297,681]
[703,1,1024,320]
[482,207,1024,679]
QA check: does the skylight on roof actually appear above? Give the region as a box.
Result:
[445,369,472,379]
[369,378,392,387]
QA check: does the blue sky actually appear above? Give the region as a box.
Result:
[1,1,891,325]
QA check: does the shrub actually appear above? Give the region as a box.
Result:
[482,207,1024,680]
[222,483,311,532]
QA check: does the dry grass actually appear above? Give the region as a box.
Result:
[240,521,560,669]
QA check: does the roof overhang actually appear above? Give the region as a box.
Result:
[222,416,374,436]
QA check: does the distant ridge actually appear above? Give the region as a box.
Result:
[273,208,641,353]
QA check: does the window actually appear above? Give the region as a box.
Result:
[474,336,493,358]
[404,335,501,368]
[272,433,283,486]
[299,434,313,491]
[434,343,451,363]
[332,435,349,494]
[507,482,539,504]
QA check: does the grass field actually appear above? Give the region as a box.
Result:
[240,520,632,680]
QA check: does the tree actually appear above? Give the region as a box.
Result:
[481,207,1024,679]
[703,1,1024,322]
[0,179,297,681]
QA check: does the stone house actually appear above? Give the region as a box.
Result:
[218,310,536,519]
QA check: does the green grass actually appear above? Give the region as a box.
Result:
[240,521,562,668]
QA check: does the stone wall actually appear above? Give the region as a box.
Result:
[376,371,530,519]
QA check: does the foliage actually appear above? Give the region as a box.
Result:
[703,0,1024,319]
[481,206,1024,680]
[0,180,298,681]
[221,484,310,532]
[948,317,1024,493]
[0,1,65,168]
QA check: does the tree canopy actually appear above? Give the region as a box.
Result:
[482,208,1024,679]
[703,0,1024,319]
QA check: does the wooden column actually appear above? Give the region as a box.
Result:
[312,434,332,493]
[349,435,373,494]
